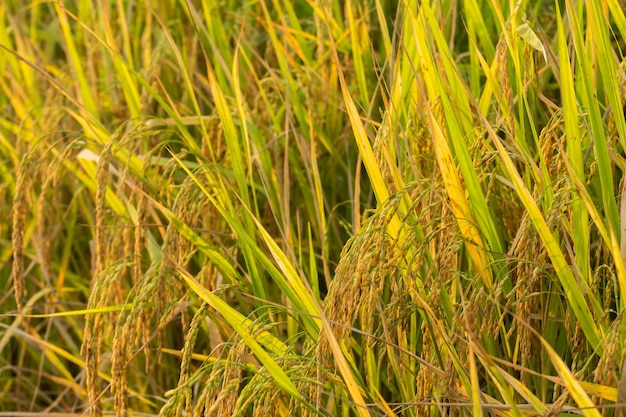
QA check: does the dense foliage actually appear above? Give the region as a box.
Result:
[1,0,625,416]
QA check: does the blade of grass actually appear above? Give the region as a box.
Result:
[179,270,288,357]
[323,13,401,240]
[52,3,100,121]
[427,109,492,289]
[468,341,484,417]
[556,2,591,287]
[345,0,371,105]
[97,1,141,119]
[587,1,626,153]
[566,0,620,243]
[541,335,602,417]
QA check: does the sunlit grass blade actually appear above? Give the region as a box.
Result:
[541,335,602,417]
[607,0,626,44]
[556,2,591,286]
[565,0,620,241]
[271,0,313,66]
[463,0,496,96]
[180,270,288,357]
[345,0,371,106]
[586,1,626,152]
[483,362,545,416]
[373,0,391,59]
[468,342,484,417]
[428,109,492,288]
[96,3,141,119]
[317,319,372,417]
[53,3,100,120]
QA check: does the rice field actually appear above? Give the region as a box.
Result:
[1,0,626,416]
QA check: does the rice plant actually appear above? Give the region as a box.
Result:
[1,0,625,416]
